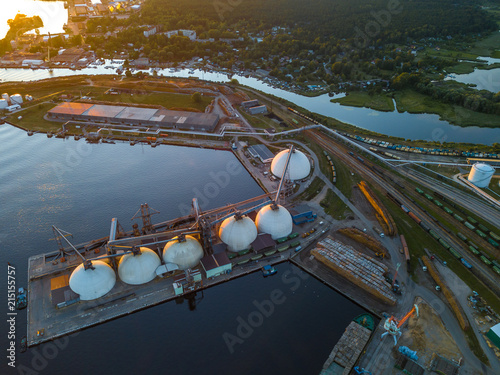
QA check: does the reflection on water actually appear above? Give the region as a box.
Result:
[450,66,500,93]
[1,59,500,144]
[0,0,67,39]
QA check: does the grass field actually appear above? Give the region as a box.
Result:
[92,92,211,112]
[320,189,351,219]
[330,91,395,112]
[299,176,325,201]
[6,103,61,131]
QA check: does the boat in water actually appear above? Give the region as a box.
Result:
[353,313,375,331]
[20,336,27,353]
[16,287,27,310]
[320,313,374,375]
[261,265,277,277]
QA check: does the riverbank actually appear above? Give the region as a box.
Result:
[3,74,500,151]
[331,89,500,128]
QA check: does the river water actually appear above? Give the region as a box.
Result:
[0,124,366,375]
[2,63,500,145]
[0,0,67,39]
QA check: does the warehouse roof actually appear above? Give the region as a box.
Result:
[82,104,126,117]
[115,107,158,120]
[48,102,93,115]
[248,144,274,163]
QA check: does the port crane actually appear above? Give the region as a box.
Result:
[380,304,419,345]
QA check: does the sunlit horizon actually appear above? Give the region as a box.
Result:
[0,0,68,40]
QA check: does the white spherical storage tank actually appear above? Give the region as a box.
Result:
[219,213,258,252]
[468,163,495,188]
[255,203,293,240]
[0,99,7,109]
[271,149,311,180]
[163,235,204,270]
[69,260,116,301]
[118,247,161,285]
[10,94,23,105]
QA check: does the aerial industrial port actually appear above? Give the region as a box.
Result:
[3,76,499,375]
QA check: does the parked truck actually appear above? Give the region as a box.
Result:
[373,226,385,238]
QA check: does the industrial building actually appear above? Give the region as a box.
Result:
[47,102,220,132]
[248,105,268,115]
[248,144,274,163]
[241,99,260,109]
[201,252,232,278]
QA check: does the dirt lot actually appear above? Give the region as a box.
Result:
[398,298,462,367]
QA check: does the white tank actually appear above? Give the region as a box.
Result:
[271,149,311,180]
[2,93,9,103]
[69,260,116,301]
[255,204,293,240]
[118,247,161,285]
[163,235,204,270]
[10,94,23,105]
[0,99,7,109]
[219,214,258,252]
[468,163,494,188]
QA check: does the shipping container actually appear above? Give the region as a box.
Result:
[420,221,430,232]
[408,212,421,224]
[449,247,462,260]
[467,216,478,225]
[464,222,476,231]
[415,188,424,194]
[457,233,467,241]
[492,266,500,276]
[453,214,464,223]
[478,223,490,233]
[429,230,440,240]
[488,238,499,248]
[490,232,500,241]
[444,207,454,215]
[480,255,492,266]
[468,246,480,256]
[476,230,487,239]
[439,239,451,249]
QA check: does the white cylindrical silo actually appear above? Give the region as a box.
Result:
[468,163,494,188]
[219,213,258,252]
[118,247,161,285]
[271,149,311,180]
[69,260,116,300]
[10,94,23,105]
[0,99,7,109]
[163,235,204,270]
[2,93,10,103]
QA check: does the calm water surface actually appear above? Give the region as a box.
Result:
[0,124,366,375]
[1,63,500,144]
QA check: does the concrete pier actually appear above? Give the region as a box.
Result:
[27,249,293,347]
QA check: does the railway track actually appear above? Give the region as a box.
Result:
[401,168,500,227]
[306,129,500,297]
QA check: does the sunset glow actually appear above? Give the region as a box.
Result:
[0,0,67,39]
